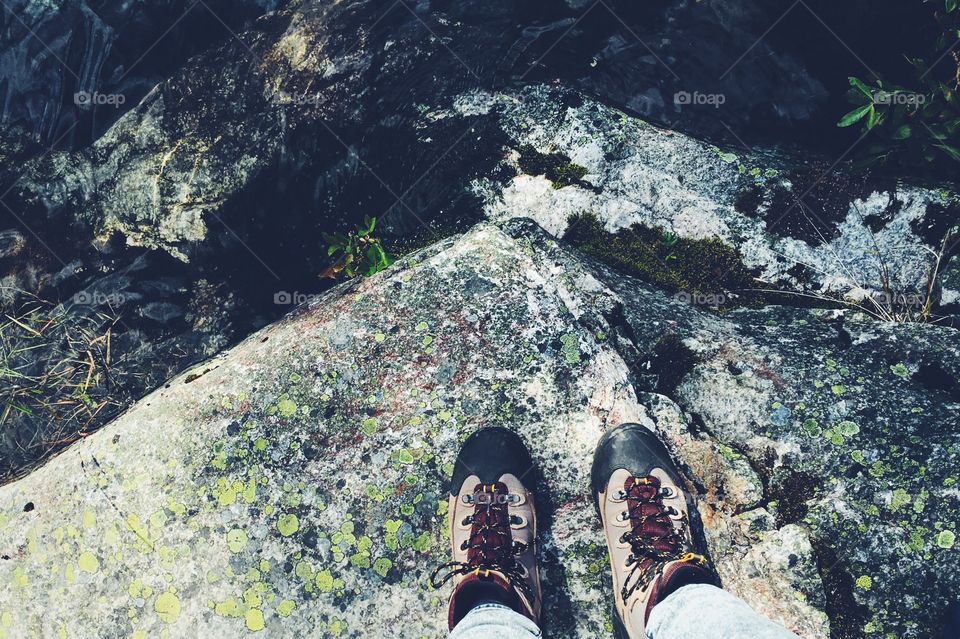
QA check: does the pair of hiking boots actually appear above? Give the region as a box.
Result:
[430,424,719,638]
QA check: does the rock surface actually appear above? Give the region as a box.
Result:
[0,0,279,147]
[0,219,956,638]
[4,0,958,480]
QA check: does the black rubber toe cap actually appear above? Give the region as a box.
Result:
[590,423,680,505]
[450,427,535,496]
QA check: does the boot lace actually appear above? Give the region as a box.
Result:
[429,482,533,602]
[618,475,707,601]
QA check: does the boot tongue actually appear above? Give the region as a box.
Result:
[624,476,678,554]
[467,482,513,567]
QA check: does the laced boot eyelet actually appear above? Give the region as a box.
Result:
[659,487,674,498]
[460,540,469,551]
[461,516,473,526]
[462,494,474,504]
[617,510,630,522]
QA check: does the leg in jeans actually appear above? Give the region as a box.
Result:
[449,602,542,639]
[647,583,800,639]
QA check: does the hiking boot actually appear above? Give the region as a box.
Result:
[430,427,541,629]
[592,423,719,639]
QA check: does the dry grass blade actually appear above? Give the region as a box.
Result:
[0,294,126,483]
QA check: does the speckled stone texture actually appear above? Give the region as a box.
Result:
[0,220,956,638]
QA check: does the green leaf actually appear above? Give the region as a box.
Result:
[372,244,387,265]
[947,0,957,13]
[935,143,960,162]
[848,76,874,99]
[838,104,873,128]
[893,124,912,140]
[866,105,879,130]
[358,215,377,237]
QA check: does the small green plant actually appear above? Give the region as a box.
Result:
[661,231,679,261]
[321,216,394,279]
[838,0,960,171]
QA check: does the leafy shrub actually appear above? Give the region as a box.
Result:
[838,1,960,172]
[321,216,394,279]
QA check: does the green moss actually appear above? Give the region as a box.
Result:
[277,514,299,537]
[890,489,911,511]
[277,396,297,418]
[836,421,860,437]
[361,418,378,435]
[563,213,755,304]
[890,363,911,379]
[227,529,248,553]
[517,144,587,189]
[803,419,822,437]
[315,570,334,593]
[154,590,181,624]
[245,608,265,631]
[77,551,99,573]
[373,557,393,578]
[937,530,955,549]
[276,599,296,617]
[559,333,582,364]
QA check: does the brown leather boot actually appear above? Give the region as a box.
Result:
[592,423,719,639]
[430,427,541,629]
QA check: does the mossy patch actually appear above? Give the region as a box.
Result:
[77,551,99,573]
[937,530,955,549]
[559,333,582,364]
[245,608,265,631]
[563,213,756,305]
[517,144,588,189]
[154,590,181,624]
[227,529,248,553]
[277,514,299,537]
[276,599,296,617]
